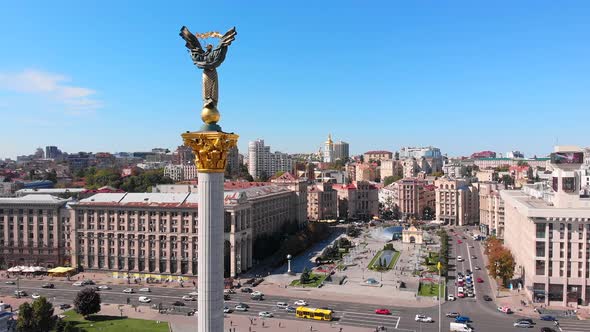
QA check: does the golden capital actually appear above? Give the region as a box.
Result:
[182,131,239,173]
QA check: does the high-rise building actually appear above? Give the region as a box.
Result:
[323,134,334,163]
[173,145,194,165]
[226,146,240,177]
[248,139,293,180]
[333,141,349,161]
[501,146,590,307]
[45,146,62,159]
[435,177,479,225]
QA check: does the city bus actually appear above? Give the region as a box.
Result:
[295,306,333,321]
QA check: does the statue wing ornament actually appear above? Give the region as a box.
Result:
[219,27,237,47]
[179,26,204,54]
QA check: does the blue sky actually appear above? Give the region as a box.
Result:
[1,1,589,159]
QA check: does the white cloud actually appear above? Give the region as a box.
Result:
[0,69,102,115]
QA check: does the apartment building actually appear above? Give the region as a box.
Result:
[0,195,71,268]
[435,177,479,225]
[381,178,436,220]
[478,181,505,237]
[333,181,379,220]
[307,183,337,221]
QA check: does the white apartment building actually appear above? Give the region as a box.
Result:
[435,177,479,225]
[502,146,590,307]
[248,139,294,180]
[478,181,505,237]
[399,146,442,159]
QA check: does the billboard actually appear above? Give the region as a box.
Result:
[550,152,584,164]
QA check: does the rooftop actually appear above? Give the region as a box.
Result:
[0,194,69,205]
[501,190,590,218]
[364,150,393,155]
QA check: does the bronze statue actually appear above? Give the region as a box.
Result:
[180,26,237,130]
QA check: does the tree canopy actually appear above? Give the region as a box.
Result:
[16,297,55,332]
[485,237,516,285]
[74,288,101,318]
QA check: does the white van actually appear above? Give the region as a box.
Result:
[450,322,473,332]
[276,302,288,309]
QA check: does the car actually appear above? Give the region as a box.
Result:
[476,278,484,283]
[31,293,41,299]
[462,236,467,239]
[540,315,556,321]
[540,328,556,332]
[455,316,470,323]
[447,295,456,301]
[375,309,391,315]
[457,287,464,293]
[138,296,151,303]
[14,290,26,296]
[457,292,465,298]
[41,283,55,289]
[285,306,296,313]
[466,269,472,275]
[241,287,253,293]
[365,278,379,285]
[294,300,308,306]
[457,240,462,244]
[59,304,71,310]
[276,302,289,309]
[139,287,151,292]
[123,288,135,293]
[513,321,532,328]
[251,290,263,296]
[172,301,185,306]
[483,295,492,301]
[235,304,248,311]
[497,306,512,314]
[467,292,475,298]
[446,312,460,318]
[471,255,477,259]
[72,281,84,286]
[259,311,273,318]
[4,281,15,285]
[469,245,474,248]
[82,280,95,285]
[223,306,231,313]
[457,257,464,262]
[224,289,235,294]
[456,281,464,287]
[457,277,464,283]
[188,291,199,296]
[224,294,230,300]
[474,266,481,270]
[97,285,111,290]
[251,294,264,301]
[182,295,196,301]
[516,318,534,324]
[415,314,433,323]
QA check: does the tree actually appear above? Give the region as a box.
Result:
[63,321,78,332]
[16,302,35,332]
[300,267,311,284]
[383,176,396,187]
[422,206,434,220]
[74,288,101,318]
[31,297,55,332]
[55,320,66,332]
[501,174,514,187]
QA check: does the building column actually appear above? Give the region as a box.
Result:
[93,233,100,269]
[197,171,225,332]
[155,238,161,273]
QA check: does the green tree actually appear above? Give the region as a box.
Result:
[45,170,58,184]
[31,297,55,332]
[55,320,66,332]
[63,321,78,332]
[16,302,35,332]
[300,267,311,284]
[74,288,101,318]
[501,175,514,187]
[256,171,269,182]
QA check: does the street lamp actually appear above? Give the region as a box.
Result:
[286,254,293,275]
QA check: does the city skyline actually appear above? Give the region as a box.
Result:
[1,1,589,159]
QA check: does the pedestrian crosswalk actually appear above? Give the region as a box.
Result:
[556,319,590,332]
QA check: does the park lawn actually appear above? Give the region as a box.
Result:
[368,250,400,270]
[418,282,445,297]
[61,310,169,332]
[387,250,400,269]
[290,272,327,288]
[367,250,383,269]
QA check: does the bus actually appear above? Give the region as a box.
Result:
[295,306,333,321]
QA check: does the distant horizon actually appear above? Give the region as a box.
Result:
[1,1,589,160]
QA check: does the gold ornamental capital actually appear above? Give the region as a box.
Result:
[182,131,239,173]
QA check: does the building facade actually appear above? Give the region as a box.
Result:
[248,139,294,180]
[307,183,338,221]
[399,146,442,159]
[478,181,505,237]
[333,141,349,161]
[435,177,479,225]
[333,181,379,220]
[384,178,436,220]
[0,195,71,268]
[501,146,590,307]
[271,172,308,228]
[364,151,393,162]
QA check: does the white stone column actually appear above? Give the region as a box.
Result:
[197,171,224,332]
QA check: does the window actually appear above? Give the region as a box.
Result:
[536,223,546,238]
[536,260,545,276]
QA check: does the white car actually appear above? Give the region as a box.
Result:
[139,287,151,292]
[72,281,84,287]
[447,295,456,301]
[415,314,433,323]
[235,304,248,311]
[259,311,273,318]
[31,293,41,299]
[188,291,199,296]
[294,300,308,306]
[276,302,289,309]
[182,295,196,301]
[97,285,111,290]
[223,306,232,313]
[123,288,134,294]
[138,296,151,303]
[458,287,464,294]
[251,291,263,296]
[474,266,481,270]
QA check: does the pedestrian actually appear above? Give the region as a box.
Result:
[249,327,251,332]
[230,320,232,326]
[310,326,313,331]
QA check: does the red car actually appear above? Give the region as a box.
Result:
[457,293,465,298]
[476,278,484,283]
[375,308,391,315]
[457,240,462,244]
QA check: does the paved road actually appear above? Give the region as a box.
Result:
[2,227,589,331]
